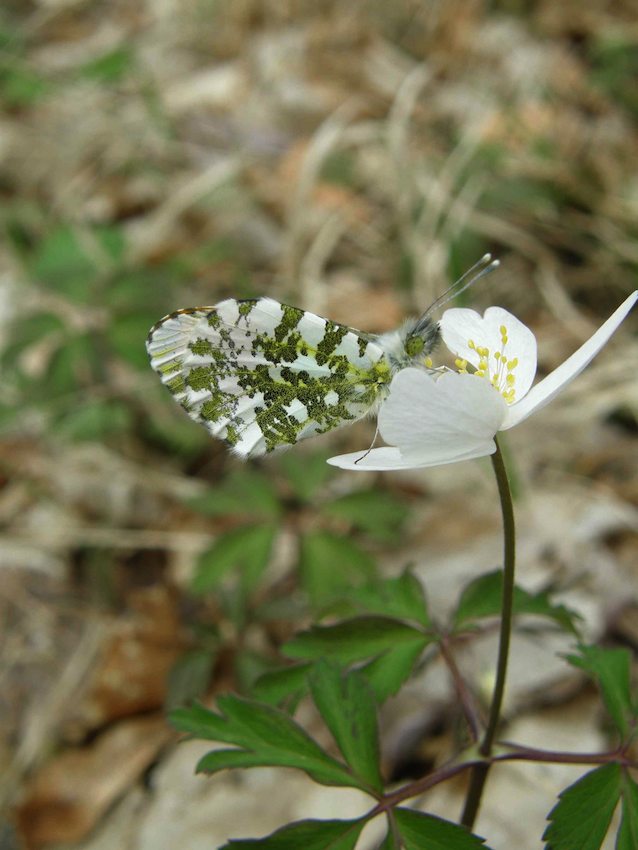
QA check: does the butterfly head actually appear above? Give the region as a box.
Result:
[403,316,441,360]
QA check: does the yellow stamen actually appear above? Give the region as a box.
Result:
[458,320,521,404]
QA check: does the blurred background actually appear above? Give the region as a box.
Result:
[1,1,637,848]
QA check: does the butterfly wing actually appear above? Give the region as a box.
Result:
[146,297,392,458]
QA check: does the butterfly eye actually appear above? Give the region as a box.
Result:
[404,335,425,357]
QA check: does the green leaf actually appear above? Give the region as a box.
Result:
[191,524,276,595]
[394,808,490,850]
[283,616,429,665]
[187,468,281,519]
[170,696,361,789]
[617,773,638,850]
[45,333,100,397]
[377,827,401,850]
[3,312,65,356]
[299,531,377,608]
[453,570,580,635]
[165,649,216,710]
[142,394,209,456]
[222,817,367,850]
[543,764,622,850]
[252,662,312,706]
[566,645,634,737]
[323,489,409,542]
[278,451,334,502]
[353,571,430,626]
[309,660,382,792]
[55,399,133,441]
[30,226,96,302]
[107,312,159,370]
[360,640,428,703]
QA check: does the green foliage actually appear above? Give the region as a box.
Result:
[566,645,636,738]
[618,773,638,850]
[284,616,430,665]
[165,649,216,710]
[283,616,431,702]
[252,662,312,707]
[323,488,409,542]
[299,531,377,608]
[106,312,158,370]
[191,524,277,595]
[377,830,400,850]
[29,226,99,302]
[171,663,384,794]
[171,697,357,787]
[55,399,134,441]
[308,661,383,792]
[393,808,492,850]
[351,570,430,626]
[358,640,427,703]
[453,570,581,636]
[543,764,623,850]
[0,63,48,106]
[221,817,367,850]
[277,450,335,501]
[589,36,638,117]
[188,469,281,519]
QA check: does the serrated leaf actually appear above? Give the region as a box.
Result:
[323,489,409,542]
[353,571,430,626]
[283,616,429,665]
[299,531,377,608]
[221,817,367,850]
[453,570,580,635]
[309,660,382,793]
[360,640,428,703]
[252,662,312,706]
[192,524,276,595]
[170,696,361,789]
[617,773,638,850]
[543,764,622,850]
[394,808,490,850]
[567,645,634,737]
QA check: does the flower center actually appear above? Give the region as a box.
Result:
[454,324,518,403]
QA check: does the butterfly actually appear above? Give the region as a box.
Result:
[146,255,498,458]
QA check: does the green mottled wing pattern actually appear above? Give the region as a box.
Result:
[146,297,393,457]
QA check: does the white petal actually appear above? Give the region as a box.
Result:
[327,447,418,471]
[440,306,537,399]
[327,443,497,471]
[502,290,638,429]
[379,368,507,462]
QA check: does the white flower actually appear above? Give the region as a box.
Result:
[328,291,638,471]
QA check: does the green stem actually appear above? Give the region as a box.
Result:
[460,436,516,829]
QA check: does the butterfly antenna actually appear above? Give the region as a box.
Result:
[423,254,500,318]
[354,421,380,465]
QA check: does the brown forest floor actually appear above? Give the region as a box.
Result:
[0,2,637,848]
